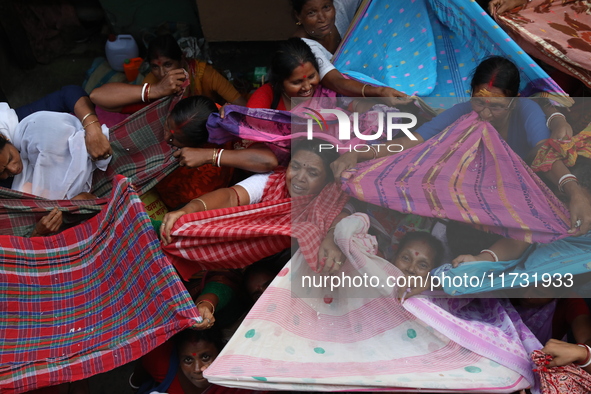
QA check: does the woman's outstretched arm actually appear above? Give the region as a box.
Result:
[160,185,250,245]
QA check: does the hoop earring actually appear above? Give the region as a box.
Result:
[296,21,302,25]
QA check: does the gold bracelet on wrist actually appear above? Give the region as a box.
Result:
[83,120,100,129]
[196,299,215,314]
[194,198,208,211]
[81,112,96,124]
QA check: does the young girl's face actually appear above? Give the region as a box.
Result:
[392,239,436,280]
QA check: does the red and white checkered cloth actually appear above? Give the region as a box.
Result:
[163,171,347,280]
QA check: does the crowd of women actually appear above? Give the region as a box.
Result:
[2,0,591,392]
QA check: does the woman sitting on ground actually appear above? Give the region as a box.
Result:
[160,138,339,245]
[90,34,246,112]
[154,95,278,210]
[331,56,591,236]
[247,37,407,111]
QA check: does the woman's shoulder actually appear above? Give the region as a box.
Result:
[185,58,206,68]
[246,83,274,109]
[19,111,80,127]
[253,83,273,94]
[414,101,472,140]
[513,97,547,124]
[301,37,333,59]
[185,58,209,79]
[517,97,544,111]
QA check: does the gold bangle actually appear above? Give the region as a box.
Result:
[361,84,368,98]
[194,198,208,211]
[212,148,218,165]
[81,112,96,124]
[196,299,215,314]
[83,120,99,129]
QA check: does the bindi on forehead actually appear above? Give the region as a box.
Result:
[299,161,319,169]
[298,62,307,78]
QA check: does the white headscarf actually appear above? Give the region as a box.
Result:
[0,102,19,142]
[10,111,110,199]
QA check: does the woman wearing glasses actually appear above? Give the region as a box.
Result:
[331,56,591,236]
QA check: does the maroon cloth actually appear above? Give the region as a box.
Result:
[142,341,185,394]
[532,349,591,393]
[497,0,591,88]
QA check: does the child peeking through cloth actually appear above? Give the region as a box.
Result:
[389,231,444,299]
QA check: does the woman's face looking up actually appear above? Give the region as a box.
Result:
[150,55,181,81]
[178,339,219,388]
[392,239,436,280]
[286,149,329,197]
